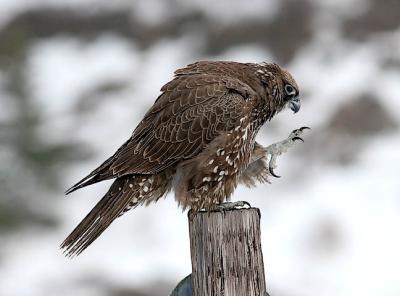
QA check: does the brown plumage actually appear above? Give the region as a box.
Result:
[61,61,301,256]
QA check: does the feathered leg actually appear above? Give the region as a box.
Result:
[239,127,310,186]
[239,142,271,187]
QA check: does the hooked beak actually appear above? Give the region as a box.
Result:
[289,96,301,113]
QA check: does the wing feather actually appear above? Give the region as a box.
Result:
[66,69,257,193]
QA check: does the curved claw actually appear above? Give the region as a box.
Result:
[299,126,311,131]
[269,166,281,178]
[292,136,304,142]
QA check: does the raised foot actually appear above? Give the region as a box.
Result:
[213,201,251,211]
[264,126,310,178]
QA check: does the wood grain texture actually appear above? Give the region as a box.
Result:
[189,208,266,296]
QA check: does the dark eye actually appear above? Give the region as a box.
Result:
[285,84,295,96]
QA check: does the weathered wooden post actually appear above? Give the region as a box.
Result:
[188,206,267,296]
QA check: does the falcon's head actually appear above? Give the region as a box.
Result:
[256,63,301,114]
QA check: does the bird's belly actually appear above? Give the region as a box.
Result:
[173,122,258,211]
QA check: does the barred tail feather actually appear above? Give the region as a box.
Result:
[61,171,172,257]
[61,176,139,257]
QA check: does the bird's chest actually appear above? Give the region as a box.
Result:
[236,122,259,168]
[215,119,258,178]
[196,116,260,190]
[252,101,274,126]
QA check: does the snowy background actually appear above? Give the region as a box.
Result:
[0,0,399,295]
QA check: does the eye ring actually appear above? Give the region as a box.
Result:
[285,84,295,96]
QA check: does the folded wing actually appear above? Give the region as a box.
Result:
[66,71,254,194]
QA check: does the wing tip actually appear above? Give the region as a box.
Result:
[65,172,111,196]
